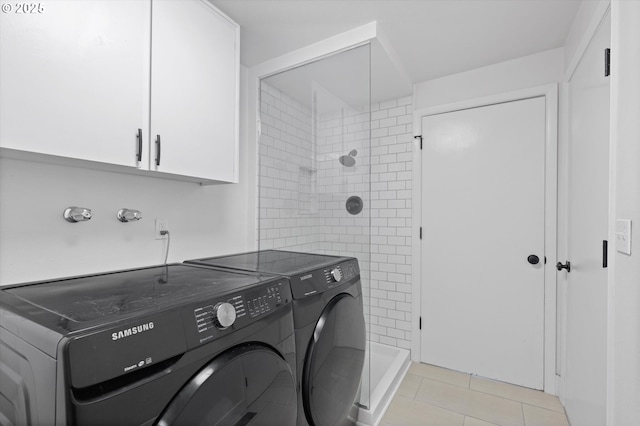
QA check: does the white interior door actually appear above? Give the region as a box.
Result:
[420,97,546,390]
[562,11,610,426]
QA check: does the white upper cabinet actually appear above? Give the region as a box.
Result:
[0,0,239,184]
[0,0,150,168]
[151,0,239,183]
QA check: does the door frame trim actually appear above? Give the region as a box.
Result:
[411,84,559,394]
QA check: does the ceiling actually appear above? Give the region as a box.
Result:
[210,0,581,105]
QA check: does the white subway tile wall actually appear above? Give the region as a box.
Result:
[258,82,413,349]
[368,96,413,350]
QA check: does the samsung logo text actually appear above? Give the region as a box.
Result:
[112,322,154,341]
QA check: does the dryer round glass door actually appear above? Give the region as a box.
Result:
[302,293,366,426]
[156,343,296,426]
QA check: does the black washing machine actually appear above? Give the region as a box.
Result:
[186,250,366,426]
[0,264,297,425]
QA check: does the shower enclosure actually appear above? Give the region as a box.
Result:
[257,45,373,411]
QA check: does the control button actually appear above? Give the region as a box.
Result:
[330,267,343,282]
[213,302,236,330]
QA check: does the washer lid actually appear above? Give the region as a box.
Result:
[0,264,280,332]
[187,250,353,276]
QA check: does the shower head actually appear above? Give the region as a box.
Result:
[339,155,356,167]
[339,149,358,167]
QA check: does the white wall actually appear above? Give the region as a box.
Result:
[564,0,610,77]
[414,48,564,110]
[368,97,414,349]
[257,81,317,252]
[608,1,640,423]
[0,66,254,286]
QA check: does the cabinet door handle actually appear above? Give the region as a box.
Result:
[136,128,143,162]
[155,135,161,166]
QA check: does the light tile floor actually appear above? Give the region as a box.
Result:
[380,362,570,426]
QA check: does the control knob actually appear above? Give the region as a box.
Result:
[330,267,343,282]
[213,302,236,329]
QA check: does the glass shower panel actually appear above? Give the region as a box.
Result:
[258,44,372,410]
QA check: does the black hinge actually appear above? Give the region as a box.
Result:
[603,240,608,268]
[414,135,423,150]
[605,48,611,77]
[419,227,422,239]
[419,316,422,330]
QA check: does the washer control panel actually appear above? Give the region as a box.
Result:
[290,259,360,299]
[213,302,237,329]
[188,280,290,348]
[329,267,343,283]
[195,297,243,333]
[247,284,284,317]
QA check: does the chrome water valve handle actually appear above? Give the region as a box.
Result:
[63,207,92,223]
[117,209,143,222]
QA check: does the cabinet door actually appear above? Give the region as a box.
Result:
[151,0,239,182]
[0,1,150,167]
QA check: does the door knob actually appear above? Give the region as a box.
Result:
[556,261,571,273]
[527,255,540,265]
